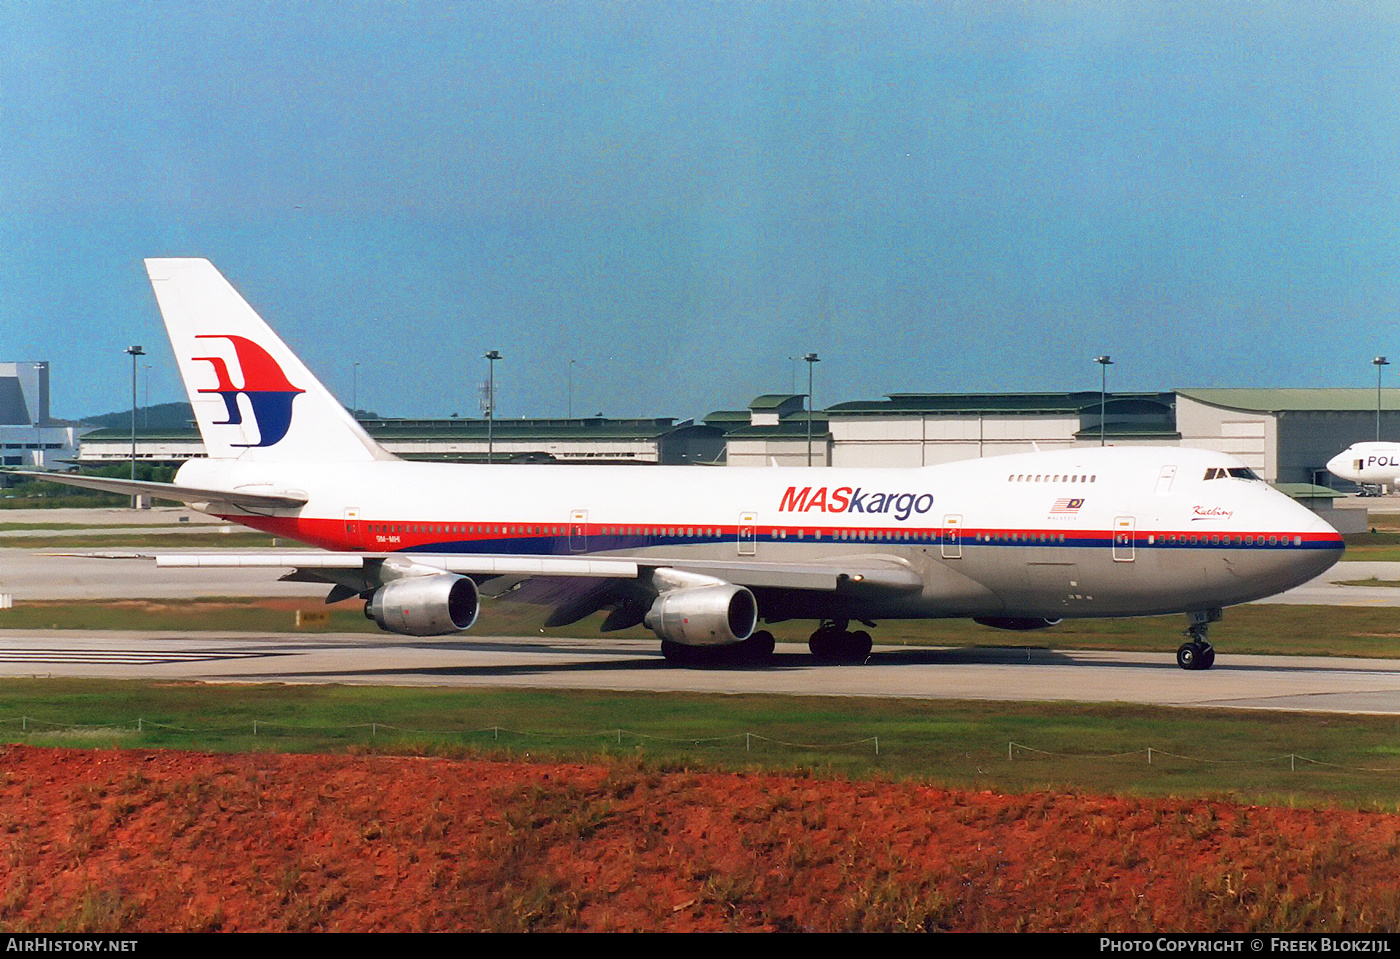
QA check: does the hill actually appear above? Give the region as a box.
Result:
[75,401,194,430]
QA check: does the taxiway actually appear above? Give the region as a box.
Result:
[2,630,1400,716]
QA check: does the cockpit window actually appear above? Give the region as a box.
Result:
[1204,467,1261,481]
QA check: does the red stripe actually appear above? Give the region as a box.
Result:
[222,514,1344,553]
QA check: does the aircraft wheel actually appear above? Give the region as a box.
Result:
[1176,642,1201,670]
[661,640,696,665]
[850,630,873,660]
[740,630,776,664]
[811,629,871,663]
[1199,645,1216,670]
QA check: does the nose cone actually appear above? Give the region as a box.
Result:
[1326,449,1355,481]
[1277,496,1346,589]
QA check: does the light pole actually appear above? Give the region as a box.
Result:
[567,358,575,419]
[32,363,43,468]
[804,352,820,466]
[1095,355,1113,447]
[352,361,361,418]
[1375,356,1390,442]
[125,345,145,505]
[484,350,501,463]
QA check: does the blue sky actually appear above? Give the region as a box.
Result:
[2,1,1397,421]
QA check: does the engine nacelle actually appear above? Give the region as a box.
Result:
[367,573,480,637]
[644,584,758,647]
[974,616,1063,631]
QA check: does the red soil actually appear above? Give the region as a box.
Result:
[3,744,1399,932]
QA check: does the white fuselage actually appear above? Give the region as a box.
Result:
[178,443,1343,623]
[1327,442,1400,488]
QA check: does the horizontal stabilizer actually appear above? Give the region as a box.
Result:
[5,470,308,510]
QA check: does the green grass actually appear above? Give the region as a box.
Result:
[0,598,378,633]
[0,493,133,509]
[1342,549,1400,561]
[1341,530,1400,560]
[2,679,1399,809]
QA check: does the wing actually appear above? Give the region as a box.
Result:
[151,550,924,593]
[148,549,924,626]
[62,549,927,636]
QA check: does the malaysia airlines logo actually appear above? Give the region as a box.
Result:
[1050,498,1084,515]
[193,334,305,447]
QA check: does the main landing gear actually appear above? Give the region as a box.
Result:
[808,620,873,663]
[661,630,776,666]
[1176,609,1221,671]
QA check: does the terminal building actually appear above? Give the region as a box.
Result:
[0,361,81,469]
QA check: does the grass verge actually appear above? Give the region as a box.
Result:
[0,598,378,633]
[2,679,1400,809]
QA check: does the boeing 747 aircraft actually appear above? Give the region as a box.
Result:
[1327,442,1400,492]
[25,259,1345,669]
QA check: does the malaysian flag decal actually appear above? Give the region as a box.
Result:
[1050,498,1085,514]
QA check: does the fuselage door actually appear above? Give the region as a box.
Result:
[342,507,363,549]
[738,511,757,556]
[1155,465,1177,495]
[569,510,588,553]
[941,514,963,559]
[1113,516,1136,562]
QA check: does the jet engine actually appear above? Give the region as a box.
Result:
[366,573,480,636]
[644,583,757,647]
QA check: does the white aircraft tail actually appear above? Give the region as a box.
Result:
[145,258,393,463]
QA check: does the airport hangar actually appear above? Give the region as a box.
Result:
[724,388,1387,482]
[57,383,1393,526]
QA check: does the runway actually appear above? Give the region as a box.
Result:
[4,630,1400,716]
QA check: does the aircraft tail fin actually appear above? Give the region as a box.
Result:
[144,258,393,463]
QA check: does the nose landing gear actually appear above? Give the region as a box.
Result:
[1177,609,1221,670]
